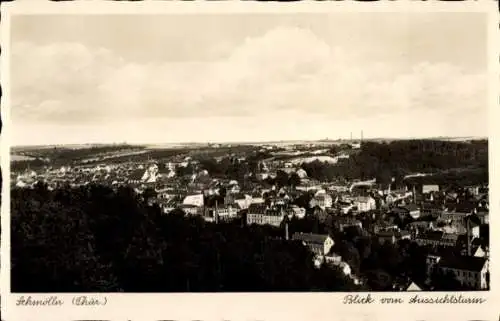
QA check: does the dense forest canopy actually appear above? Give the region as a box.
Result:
[358,140,487,172]
[11,184,365,292]
[12,182,483,292]
[302,140,488,184]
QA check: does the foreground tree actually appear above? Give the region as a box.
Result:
[11,184,362,292]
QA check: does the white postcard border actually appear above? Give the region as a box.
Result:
[1,1,499,321]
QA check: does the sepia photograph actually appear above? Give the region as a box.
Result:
[7,10,491,295]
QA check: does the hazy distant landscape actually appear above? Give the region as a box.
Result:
[11,137,487,163]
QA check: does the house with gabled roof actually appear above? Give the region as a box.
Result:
[414,230,459,248]
[225,192,253,210]
[127,169,144,185]
[353,196,376,213]
[178,204,202,216]
[247,204,285,227]
[376,229,411,245]
[292,232,334,256]
[332,216,363,232]
[438,255,489,290]
[309,190,333,210]
[392,203,421,220]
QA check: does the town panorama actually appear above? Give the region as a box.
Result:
[10,137,489,292]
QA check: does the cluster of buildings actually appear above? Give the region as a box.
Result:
[12,147,489,291]
[13,161,178,190]
[286,183,489,291]
[291,233,355,280]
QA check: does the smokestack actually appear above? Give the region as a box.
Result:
[413,185,416,204]
[466,217,471,256]
[285,222,289,241]
[350,132,353,141]
[361,130,364,142]
[215,200,219,224]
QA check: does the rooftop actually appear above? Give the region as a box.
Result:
[292,232,331,245]
[417,230,459,242]
[440,255,487,272]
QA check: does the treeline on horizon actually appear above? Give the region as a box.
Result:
[301,140,488,185]
[194,139,488,186]
[11,144,142,165]
[11,144,262,171]
[11,140,488,182]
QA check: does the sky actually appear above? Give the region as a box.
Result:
[10,13,488,146]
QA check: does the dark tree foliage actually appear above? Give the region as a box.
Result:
[364,269,393,291]
[176,163,195,177]
[288,173,302,188]
[204,194,225,208]
[301,140,487,184]
[350,236,431,288]
[334,241,361,275]
[287,216,327,236]
[12,145,142,166]
[275,170,290,188]
[11,184,361,292]
[375,168,393,186]
[11,158,47,172]
[431,269,464,291]
[291,191,314,210]
[142,187,158,201]
[197,157,250,182]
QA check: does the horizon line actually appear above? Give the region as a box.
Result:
[11,135,489,149]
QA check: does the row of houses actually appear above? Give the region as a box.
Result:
[246,204,306,227]
[426,251,489,290]
[287,228,489,290]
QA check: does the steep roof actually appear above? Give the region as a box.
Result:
[403,203,420,211]
[265,208,286,217]
[231,192,248,200]
[313,194,332,201]
[128,169,145,181]
[440,255,487,272]
[376,230,410,238]
[448,201,477,213]
[248,203,267,214]
[393,203,419,214]
[292,232,330,245]
[354,196,374,203]
[417,230,460,242]
[332,216,361,225]
[406,282,422,291]
[179,204,200,209]
[408,221,432,228]
[251,191,263,198]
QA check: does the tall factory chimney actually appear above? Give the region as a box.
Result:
[215,199,219,224]
[466,217,472,256]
